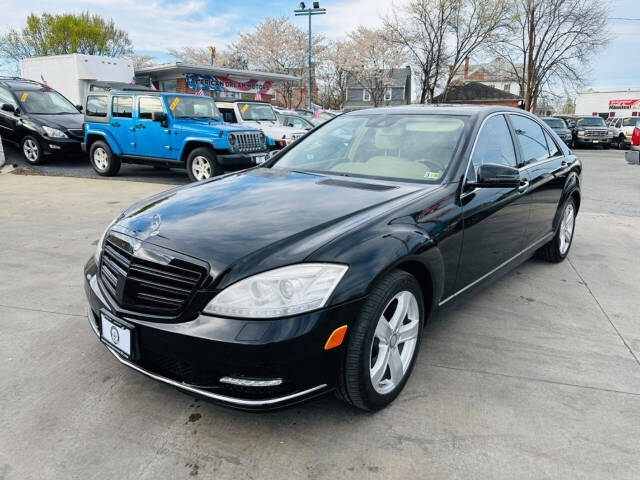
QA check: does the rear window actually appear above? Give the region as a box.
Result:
[273,114,466,183]
[86,96,107,117]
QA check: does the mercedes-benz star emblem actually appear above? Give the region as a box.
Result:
[110,326,119,345]
[150,213,162,236]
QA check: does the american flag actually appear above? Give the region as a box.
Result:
[40,74,48,86]
[195,87,205,96]
[254,92,262,101]
[149,78,157,90]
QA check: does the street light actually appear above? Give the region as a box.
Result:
[294,2,326,109]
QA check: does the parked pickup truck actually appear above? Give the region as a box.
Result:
[82,91,268,181]
[570,116,612,148]
[214,98,307,149]
[607,116,640,149]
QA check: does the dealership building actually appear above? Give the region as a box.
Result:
[575,88,640,118]
[134,62,300,104]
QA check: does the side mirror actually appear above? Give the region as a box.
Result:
[1,103,15,113]
[467,163,520,188]
[76,104,83,112]
[152,111,167,123]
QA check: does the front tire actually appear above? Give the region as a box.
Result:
[338,270,424,411]
[536,198,576,263]
[186,147,222,182]
[90,141,120,176]
[21,136,43,165]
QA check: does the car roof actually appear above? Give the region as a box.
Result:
[0,77,47,90]
[214,97,270,104]
[342,104,529,119]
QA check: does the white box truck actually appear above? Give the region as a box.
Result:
[20,54,138,106]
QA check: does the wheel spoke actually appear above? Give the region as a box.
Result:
[370,345,390,386]
[389,291,410,330]
[388,347,404,384]
[397,319,419,344]
[375,317,392,343]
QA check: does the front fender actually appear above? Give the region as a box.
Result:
[177,136,219,160]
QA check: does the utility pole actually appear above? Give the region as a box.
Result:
[294,2,326,109]
[525,2,535,111]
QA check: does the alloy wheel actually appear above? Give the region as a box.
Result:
[192,156,211,180]
[369,290,420,395]
[559,203,575,255]
[23,139,39,162]
[93,147,108,171]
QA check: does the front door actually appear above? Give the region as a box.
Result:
[509,114,567,247]
[135,96,175,159]
[0,87,20,141]
[109,95,136,155]
[455,114,530,292]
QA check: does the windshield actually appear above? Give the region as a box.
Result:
[543,118,567,129]
[272,114,466,183]
[622,117,640,127]
[166,95,221,119]
[576,117,605,127]
[238,103,276,121]
[16,90,78,114]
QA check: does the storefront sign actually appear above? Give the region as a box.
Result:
[608,99,640,110]
[185,73,272,95]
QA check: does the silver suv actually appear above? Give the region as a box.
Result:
[607,116,640,149]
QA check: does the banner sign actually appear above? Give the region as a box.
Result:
[185,73,272,95]
[608,99,640,110]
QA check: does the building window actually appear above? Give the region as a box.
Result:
[384,88,392,102]
[160,79,177,92]
[363,90,371,102]
[504,83,511,93]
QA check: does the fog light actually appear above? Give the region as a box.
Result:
[49,144,61,149]
[219,376,283,387]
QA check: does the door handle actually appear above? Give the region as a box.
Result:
[111,122,120,127]
[518,179,530,193]
[136,124,145,129]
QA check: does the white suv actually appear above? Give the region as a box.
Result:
[608,116,640,149]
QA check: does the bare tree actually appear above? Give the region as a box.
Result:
[230,17,325,108]
[317,40,351,109]
[124,54,155,68]
[167,46,247,69]
[498,0,609,111]
[348,27,405,107]
[382,0,452,103]
[440,0,511,101]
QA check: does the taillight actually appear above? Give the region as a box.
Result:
[632,127,639,146]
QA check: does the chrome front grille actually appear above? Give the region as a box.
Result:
[584,129,607,138]
[234,132,264,152]
[99,237,205,316]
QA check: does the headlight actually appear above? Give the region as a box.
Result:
[577,130,584,136]
[227,133,236,146]
[94,217,120,264]
[42,126,68,138]
[203,263,348,318]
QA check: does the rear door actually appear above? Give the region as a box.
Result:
[108,95,136,155]
[135,96,175,159]
[455,114,530,291]
[509,114,566,247]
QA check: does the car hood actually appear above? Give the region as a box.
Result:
[172,118,259,134]
[28,112,84,130]
[552,128,571,135]
[241,121,306,139]
[114,168,430,283]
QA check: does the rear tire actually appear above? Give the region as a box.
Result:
[337,270,424,411]
[536,198,576,263]
[90,140,120,176]
[186,147,222,182]
[21,136,43,165]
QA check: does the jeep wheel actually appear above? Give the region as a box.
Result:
[90,140,121,176]
[187,147,222,182]
[21,136,43,165]
[618,135,626,150]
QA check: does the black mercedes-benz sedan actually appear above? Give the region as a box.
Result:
[84,105,581,411]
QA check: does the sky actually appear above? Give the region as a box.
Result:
[0,0,639,91]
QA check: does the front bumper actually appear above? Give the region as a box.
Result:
[84,257,364,411]
[575,136,611,145]
[217,151,268,170]
[41,136,82,156]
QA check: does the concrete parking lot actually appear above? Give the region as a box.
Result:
[1,149,639,479]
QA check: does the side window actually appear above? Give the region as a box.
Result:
[112,96,133,118]
[543,129,560,157]
[139,96,164,120]
[86,96,107,117]
[470,115,517,176]
[509,115,550,166]
[0,87,17,107]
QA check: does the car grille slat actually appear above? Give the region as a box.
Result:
[99,237,206,316]
[234,132,264,153]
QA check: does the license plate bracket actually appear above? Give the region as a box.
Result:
[100,310,137,359]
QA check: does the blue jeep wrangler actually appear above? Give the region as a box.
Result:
[82,91,269,181]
